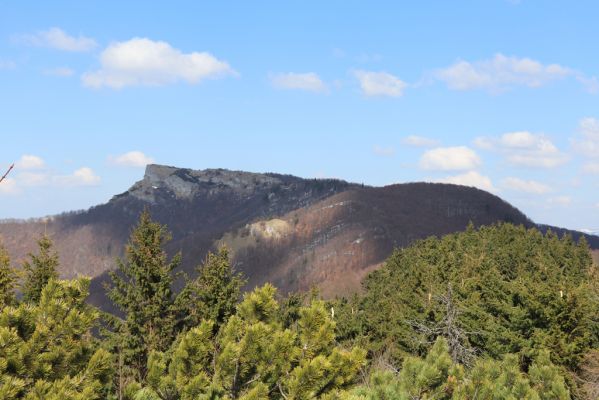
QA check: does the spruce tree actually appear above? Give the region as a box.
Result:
[176,247,245,331]
[22,234,59,304]
[351,223,598,376]
[107,210,182,382]
[0,241,16,307]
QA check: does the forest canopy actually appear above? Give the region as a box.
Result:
[0,214,597,399]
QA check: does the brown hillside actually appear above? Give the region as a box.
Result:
[222,183,536,297]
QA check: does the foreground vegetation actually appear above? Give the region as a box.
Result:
[0,212,597,399]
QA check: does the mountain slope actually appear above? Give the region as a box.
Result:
[220,182,537,296]
[0,164,596,310]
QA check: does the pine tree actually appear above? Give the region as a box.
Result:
[346,337,570,400]
[0,278,113,399]
[22,234,59,304]
[107,210,182,383]
[528,350,570,400]
[0,241,16,307]
[133,284,366,399]
[176,247,245,331]
[397,338,462,399]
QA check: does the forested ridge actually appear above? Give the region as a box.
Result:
[0,212,597,399]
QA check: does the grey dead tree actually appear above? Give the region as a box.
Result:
[408,283,478,367]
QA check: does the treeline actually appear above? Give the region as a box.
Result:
[0,212,597,399]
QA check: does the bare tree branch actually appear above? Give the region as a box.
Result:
[0,163,14,184]
[407,283,479,367]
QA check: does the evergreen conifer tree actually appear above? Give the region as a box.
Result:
[176,247,245,331]
[346,337,570,400]
[0,242,16,307]
[107,210,182,382]
[132,284,366,399]
[22,234,59,304]
[0,278,113,399]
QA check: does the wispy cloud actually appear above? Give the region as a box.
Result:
[475,131,567,168]
[435,54,571,93]
[16,155,45,170]
[577,75,599,94]
[402,135,440,147]
[583,162,599,174]
[82,38,236,89]
[501,177,552,194]
[419,146,481,171]
[0,177,19,195]
[44,67,75,77]
[434,171,497,193]
[2,159,101,195]
[0,60,16,70]
[16,27,97,52]
[547,196,572,207]
[353,70,406,97]
[109,151,155,167]
[270,72,327,93]
[55,167,100,186]
[572,117,599,158]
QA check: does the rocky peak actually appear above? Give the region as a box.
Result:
[126,164,285,203]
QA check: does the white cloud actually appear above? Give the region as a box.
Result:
[0,178,19,195]
[419,146,481,171]
[44,67,74,77]
[435,171,497,193]
[373,145,395,157]
[354,70,406,97]
[435,53,571,92]
[110,151,155,167]
[506,154,566,168]
[572,117,599,158]
[501,177,551,194]
[475,131,567,168]
[270,72,327,93]
[583,162,599,174]
[16,155,45,170]
[82,38,235,89]
[0,161,100,195]
[18,27,97,52]
[54,167,100,186]
[402,135,440,147]
[547,196,572,206]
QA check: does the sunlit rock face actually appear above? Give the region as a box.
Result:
[129,164,285,202]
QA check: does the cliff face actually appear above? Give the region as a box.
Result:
[0,165,596,311]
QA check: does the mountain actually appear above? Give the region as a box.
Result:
[1,164,597,310]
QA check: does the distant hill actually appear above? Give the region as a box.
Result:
[1,164,597,311]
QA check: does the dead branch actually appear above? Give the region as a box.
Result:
[0,163,14,184]
[407,283,479,367]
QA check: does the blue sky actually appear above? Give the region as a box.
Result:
[0,1,598,233]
